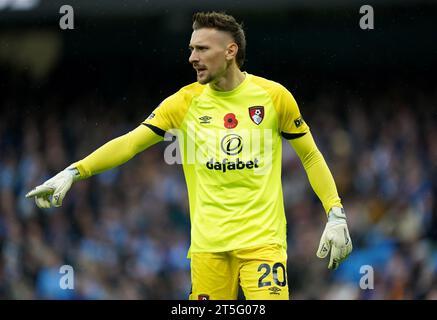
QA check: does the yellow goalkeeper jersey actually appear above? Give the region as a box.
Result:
[143,73,309,253]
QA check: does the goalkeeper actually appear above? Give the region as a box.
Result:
[26,11,352,300]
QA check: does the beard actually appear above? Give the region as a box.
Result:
[195,62,228,85]
[197,70,213,84]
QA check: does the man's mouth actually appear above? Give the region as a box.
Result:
[195,66,207,73]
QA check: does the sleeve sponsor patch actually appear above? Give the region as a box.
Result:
[294,116,304,128]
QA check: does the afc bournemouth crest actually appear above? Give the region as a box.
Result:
[249,106,264,125]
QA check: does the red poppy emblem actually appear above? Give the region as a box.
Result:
[249,106,264,125]
[224,113,238,129]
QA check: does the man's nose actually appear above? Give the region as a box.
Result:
[189,50,199,64]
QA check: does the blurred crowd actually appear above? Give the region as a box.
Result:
[0,64,436,299]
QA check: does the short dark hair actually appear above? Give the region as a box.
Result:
[192,11,246,68]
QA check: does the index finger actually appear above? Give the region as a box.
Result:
[26,185,54,198]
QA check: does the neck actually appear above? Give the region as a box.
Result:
[210,65,245,92]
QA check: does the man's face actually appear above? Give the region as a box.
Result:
[188,28,233,84]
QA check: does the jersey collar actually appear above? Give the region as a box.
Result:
[206,72,251,97]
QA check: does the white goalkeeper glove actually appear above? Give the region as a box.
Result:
[316,207,353,270]
[26,166,80,208]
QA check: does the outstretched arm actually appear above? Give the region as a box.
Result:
[72,124,162,178]
[26,124,162,208]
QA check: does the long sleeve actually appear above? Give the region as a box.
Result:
[288,131,342,214]
[71,124,162,179]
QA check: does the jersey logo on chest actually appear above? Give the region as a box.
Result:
[199,115,212,124]
[249,106,265,125]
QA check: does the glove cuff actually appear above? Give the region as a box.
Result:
[66,166,81,182]
[328,207,346,222]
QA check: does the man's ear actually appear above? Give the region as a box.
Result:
[226,43,239,61]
